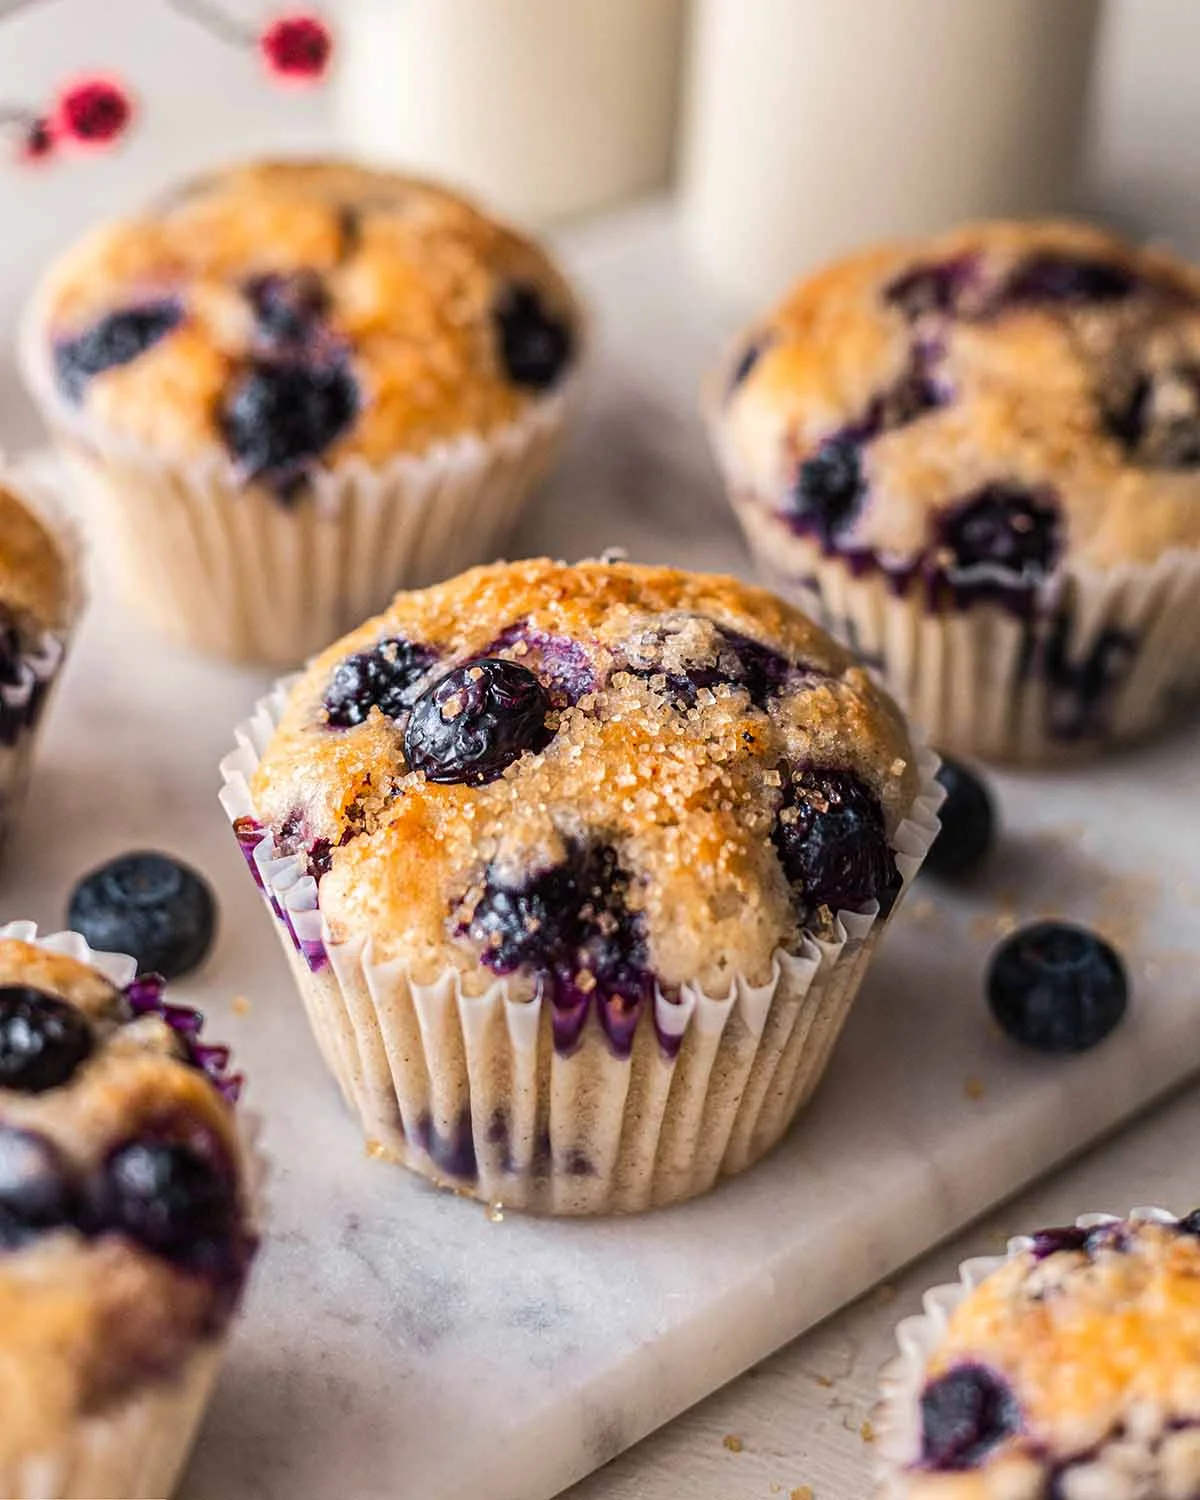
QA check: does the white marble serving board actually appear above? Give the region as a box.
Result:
[7,204,1200,1500]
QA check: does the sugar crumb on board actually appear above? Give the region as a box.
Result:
[964,1076,986,1101]
[231,994,252,1016]
[722,1433,745,1453]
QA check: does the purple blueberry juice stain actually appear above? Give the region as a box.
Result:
[773,767,900,925]
[481,622,596,706]
[459,841,655,1057]
[620,619,802,711]
[1029,1225,1091,1260]
[53,298,184,402]
[229,816,330,973]
[919,1365,1022,1471]
[411,1111,478,1182]
[125,975,243,1103]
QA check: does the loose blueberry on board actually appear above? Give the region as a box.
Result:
[920,1365,1022,1470]
[69,852,216,980]
[937,485,1062,584]
[404,658,554,786]
[0,1128,77,1248]
[0,986,93,1094]
[52,300,183,402]
[787,437,865,547]
[773,768,900,922]
[95,1139,235,1268]
[323,637,438,727]
[924,758,995,879]
[493,283,573,390]
[219,359,360,489]
[988,921,1128,1054]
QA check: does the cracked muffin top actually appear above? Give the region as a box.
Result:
[24,158,580,492]
[0,938,255,1467]
[247,558,922,1014]
[712,219,1200,575]
[904,1215,1200,1499]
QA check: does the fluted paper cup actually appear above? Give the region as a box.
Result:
[220,679,943,1216]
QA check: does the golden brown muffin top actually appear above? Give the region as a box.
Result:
[26,158,580,493]
[0,482,71,634]
[900,1216,1200,1499]
[0,940,255,1466]
[249,559,921,1000]
[714,220,1200,573]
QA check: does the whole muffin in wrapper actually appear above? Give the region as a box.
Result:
[220,557,941,1216]
[876,1208,1200,1498]
[0,922,262,1499]
[0,473,81,854]
[707,219,1200,765]
[21,158,583,667]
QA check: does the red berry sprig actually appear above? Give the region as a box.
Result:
[0,1,333,167]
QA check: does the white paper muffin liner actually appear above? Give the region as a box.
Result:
[873,1205,1181,1497]
[716,447,1200,765]
[42,380,574,667]
[0,461,85,856]
[0,921,266,1500]
[219,678,943,1216]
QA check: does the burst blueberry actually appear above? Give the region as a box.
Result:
[323,637,438,726]
[938,484,1061,583]
[773,768,899,922]
[68,851,216,980]
[219,358,360,489]
[0,1127,77,1248]
[494,283,573,390]
[245,270,330,347]
[404,658,554,786]
[53,300,184,402]
[925,758,995,878]
[920,1365,1021,1470]
[0,986,93,1093]
[95,1139,236,1268]
[988,921,1128,1054]
[786,437,865,547]
[1001,253,1138,308]
[623,621,794,711]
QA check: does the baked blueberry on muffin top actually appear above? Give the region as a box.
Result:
[0,481,73,752]
[27,160,579,496]
[245,559,920,1026]
[901,1215,1200,1498]
[0,937,255,1470]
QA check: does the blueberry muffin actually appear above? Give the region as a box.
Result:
[877,1211,1200,1499]
[0,475,80,853]
[709,220,1200,763]
[220,558,941,1214]
[22,158,582,665]
[0,923,258,1499]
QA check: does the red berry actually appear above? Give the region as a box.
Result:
[260,14,333,83]
[16,118,56,165]
[55,77,133,149]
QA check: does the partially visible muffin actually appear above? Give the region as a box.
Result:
[222,558,941,1214]
[0,928,257,1499]
[878,1211,1200,1499]
[23,158,582,664]
[0,476,78,852]
[709,219,1200,762]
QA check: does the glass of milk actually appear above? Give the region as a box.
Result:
[681,0,1103,306]
[335,0,686,227]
